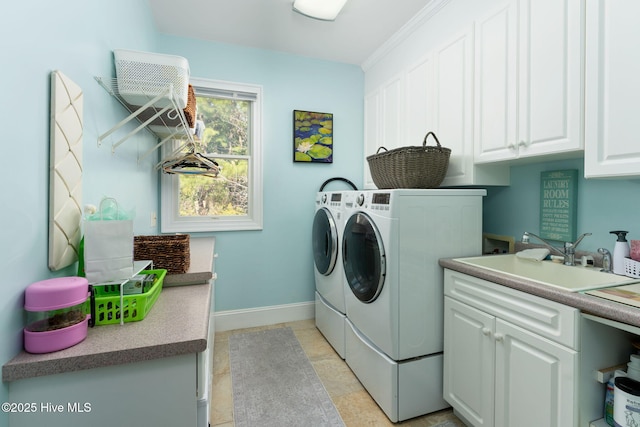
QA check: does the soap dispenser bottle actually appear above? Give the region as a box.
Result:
[610,230,630,275]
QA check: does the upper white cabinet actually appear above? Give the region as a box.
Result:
[363,22,510,188]
[363,90,381,188]
[473,2,518,163]
[474,0,584,163]
[518,0,584,157]
[434,27,476,186]
[584,0,640,178]
[434,26,509,186]
[363,75,403,188]
[364,57,437,189]
[405,55,435,147]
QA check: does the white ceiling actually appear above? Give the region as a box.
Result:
[148,0,434,66]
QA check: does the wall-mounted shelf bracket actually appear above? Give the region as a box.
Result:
[95,77,194,162]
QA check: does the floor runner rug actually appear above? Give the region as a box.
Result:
[229,327,345,427]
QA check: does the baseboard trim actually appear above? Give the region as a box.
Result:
[214,301,315,332]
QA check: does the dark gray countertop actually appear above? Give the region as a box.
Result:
[2,237,215,383]
[440,257,640,329]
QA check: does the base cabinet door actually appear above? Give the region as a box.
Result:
[444,270,578,427]
[444,297,495,427]
[494,319,578,427]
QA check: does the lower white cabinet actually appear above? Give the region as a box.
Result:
[8,354,198,427]
[443,269,578,427]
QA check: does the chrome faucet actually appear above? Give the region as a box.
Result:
[522,231,592,266]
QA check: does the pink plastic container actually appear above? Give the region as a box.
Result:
[23,277,92,354]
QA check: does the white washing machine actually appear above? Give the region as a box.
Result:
[341,189,486,422]
[312,179,357,359]
[313,191,345,312]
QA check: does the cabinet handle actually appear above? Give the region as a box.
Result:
[518,140,529,147]
[494,333,504,342]
[482,327,491,336]
[507,143,516,150]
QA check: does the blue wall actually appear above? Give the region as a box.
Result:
[484,158,640,253]
[0,0,364,416]
[0,0,160,420]
[156,35,365,310]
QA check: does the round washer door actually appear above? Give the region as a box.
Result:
[342,212,386,303]
[312,207,338,276]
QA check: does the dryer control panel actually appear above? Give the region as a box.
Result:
[372,193,390,205]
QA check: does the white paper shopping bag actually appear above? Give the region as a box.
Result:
[83,198,134,283]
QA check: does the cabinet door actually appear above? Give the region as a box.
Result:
[474,1,518,163]
[434,26,475,186]
[517,0,583,157]
[381,75,403,152]
[444,297,495,427]
[494,319,577,427]
[364,76,403,189]
[364,89,381,188]
[584,0,640,178]
[405,54,435,148]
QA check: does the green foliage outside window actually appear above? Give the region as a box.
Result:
[177,96,251,217]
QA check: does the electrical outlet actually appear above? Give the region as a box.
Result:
[150,212,157,227]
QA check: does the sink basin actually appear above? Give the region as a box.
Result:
[454,254,640,292]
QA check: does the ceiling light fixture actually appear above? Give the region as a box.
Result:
[292,0,348,21]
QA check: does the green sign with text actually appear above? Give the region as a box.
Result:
[539,169,578,242]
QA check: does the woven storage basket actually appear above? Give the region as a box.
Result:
[134,235,190,274]
[367,132,451,189]
[183,84,196,128]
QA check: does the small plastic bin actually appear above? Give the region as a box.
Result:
[625,258,640,279]
[93,269,166,325]
[114,49,190,109]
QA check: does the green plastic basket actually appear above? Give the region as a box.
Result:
[93,269,166,325]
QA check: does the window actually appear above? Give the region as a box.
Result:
[160,78,263,232]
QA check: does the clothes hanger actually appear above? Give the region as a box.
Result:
[161,146,220,178]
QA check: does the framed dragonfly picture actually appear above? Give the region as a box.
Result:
[293,110,333,163]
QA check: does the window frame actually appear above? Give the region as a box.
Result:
[160,77,263,233]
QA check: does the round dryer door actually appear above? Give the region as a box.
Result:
[312,207,338,275]
[342,212,385,303]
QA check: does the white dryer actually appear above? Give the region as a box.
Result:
[312,179,357,359]
[313,191,345,312]
[341,189,486,422]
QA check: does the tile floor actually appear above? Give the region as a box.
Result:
[210,319,465,426]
